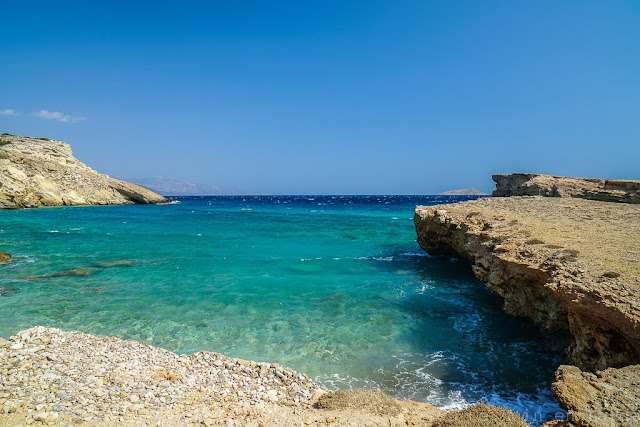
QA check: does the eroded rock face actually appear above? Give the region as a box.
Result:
[0,134,168,209]
[493,173,640,204]
[0,251,10,264]
[414,197,640,371]
[549,364,640,427]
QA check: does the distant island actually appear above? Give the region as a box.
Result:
[439,188,487,196]
[128,177,241,196]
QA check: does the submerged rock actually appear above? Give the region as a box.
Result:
[80,286,110,293]
[0,286,19,296]
[23,267,99,280]
[0,133,168,209]
[0,251,11,264]
[91,259,135,268]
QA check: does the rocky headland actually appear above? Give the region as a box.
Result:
[493,173,640,204]
[0,133,168,209]
[415,173,640,426]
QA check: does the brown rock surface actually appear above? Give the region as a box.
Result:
[0,133,168,209]
[493,173,640,204]
[0,251,10,264]
[414,197,640,370]
[548,364,640,427]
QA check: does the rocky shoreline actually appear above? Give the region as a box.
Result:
[0,326,321,424]
[414,175,640,427]
[415,196,640,370]
[0,327,451,426]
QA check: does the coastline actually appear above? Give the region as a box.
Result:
[3,145,638,424]
[0,326,445,426]
[414,195,640,425]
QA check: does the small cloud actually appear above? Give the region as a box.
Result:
[0,109,19,116]
[33,109,86,123]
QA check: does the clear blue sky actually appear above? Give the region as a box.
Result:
[1,1,638,194]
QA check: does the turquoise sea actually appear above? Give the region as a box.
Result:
[0,196,562,423]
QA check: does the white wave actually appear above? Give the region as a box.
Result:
[3,254,37,269]
[400,252,429,257]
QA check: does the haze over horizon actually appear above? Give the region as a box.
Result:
[1,1,639,195]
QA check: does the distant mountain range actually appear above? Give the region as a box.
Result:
[439,188,488,196]
[128,177,242,196]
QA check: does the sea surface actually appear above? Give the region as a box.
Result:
[0,195,563,424]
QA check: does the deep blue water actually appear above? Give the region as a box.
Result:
[0,195,562,423]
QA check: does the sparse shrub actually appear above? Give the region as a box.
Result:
[526,239,544,245]
[602,271,620,279]
[316,389,401,416]
[433,403,528,427]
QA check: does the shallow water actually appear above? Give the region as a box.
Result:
[0,195,563,423]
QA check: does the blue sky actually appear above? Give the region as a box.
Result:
[1,1,639,194]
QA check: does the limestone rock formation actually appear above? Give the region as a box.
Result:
[549,364,640,427]
[414,197,640,371]
[0,251,11,264]
[0,133,168,209]
[493,173,640,203]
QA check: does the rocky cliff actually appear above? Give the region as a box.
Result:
[0,133,168,209]
[414,197,640,371]
[493,173,640,203]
